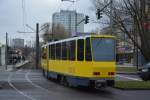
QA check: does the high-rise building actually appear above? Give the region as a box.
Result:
[12,38,24,48]
[52,10,84,35]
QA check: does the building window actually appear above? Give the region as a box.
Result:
[77,39,84,61]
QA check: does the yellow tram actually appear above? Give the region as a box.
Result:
[41,35,116,88]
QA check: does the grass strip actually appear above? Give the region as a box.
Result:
[116,67,137,72]
[114,81,150,89]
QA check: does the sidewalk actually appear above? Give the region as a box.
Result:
[0,65,5,71]
[117,63,138,75]
[117,63,136,67]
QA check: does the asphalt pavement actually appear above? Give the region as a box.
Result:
[0,64,150,100]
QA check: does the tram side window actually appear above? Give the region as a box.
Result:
[86,38,92,61]
[62,42,67,60]
[68,40,76,61]
[49,45,51,59]
[51,44,55,60]
[56,43,61,59]
[77,39,84,61]
[42,48,46,59]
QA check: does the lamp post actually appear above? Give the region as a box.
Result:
[61,0,75,3]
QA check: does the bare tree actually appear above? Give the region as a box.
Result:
[41,23,70,43]
[52,24,70,40]
[92,0,150,62]
[41,23,52,42]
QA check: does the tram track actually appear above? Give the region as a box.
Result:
[25,70,59,95]
[7,69,37,100]
[7,63,62,100]
[5,63,139,100]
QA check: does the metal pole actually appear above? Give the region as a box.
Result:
[5,32,8,70]
[110,0,113,34]
[36,23,39,69]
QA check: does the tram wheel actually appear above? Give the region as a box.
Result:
[42,69,45,77]
[60,76,68,86]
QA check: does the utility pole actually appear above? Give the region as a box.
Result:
[36,23,40,69]
[5,32,8,70]
[110,0,113,35]
[18,23,42,69]
[95,0,113,34]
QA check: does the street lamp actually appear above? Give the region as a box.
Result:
[61,0,75,3]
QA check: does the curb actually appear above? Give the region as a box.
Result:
[113,87,150,90]
[15,61,29,69]
[0,85,2,89]
[5,61,30,71]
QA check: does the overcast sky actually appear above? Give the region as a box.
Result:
[0,0,106,44]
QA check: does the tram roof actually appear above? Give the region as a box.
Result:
[42,35,115,47]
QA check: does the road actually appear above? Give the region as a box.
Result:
[0,65,150,100]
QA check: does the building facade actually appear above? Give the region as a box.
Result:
[0,44,5,66]
[52,10,84,35]
[12,38,24,48]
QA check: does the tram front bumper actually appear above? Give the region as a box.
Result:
[90,78,115,88]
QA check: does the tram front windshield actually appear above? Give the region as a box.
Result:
[92,38,115,61]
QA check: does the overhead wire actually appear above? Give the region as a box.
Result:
[22,0,25,31]
[48,2,63,23]
[22,0,27,32]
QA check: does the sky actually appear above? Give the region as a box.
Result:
[0,0,106,45]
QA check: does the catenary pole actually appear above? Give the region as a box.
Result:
[36,23,39,69]
[5,32,8,70]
